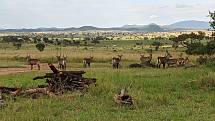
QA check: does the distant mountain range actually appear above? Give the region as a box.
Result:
[0,20,210,33]
[163,20,210,30]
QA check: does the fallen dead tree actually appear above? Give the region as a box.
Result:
[114,89,133,105]
[0,64,97,96]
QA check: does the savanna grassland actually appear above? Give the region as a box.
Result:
[0,37,215,121]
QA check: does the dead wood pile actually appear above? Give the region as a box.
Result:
[0,64,96,96]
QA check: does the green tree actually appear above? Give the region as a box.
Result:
[36,43,46,52]
[186,42,207,55]
[206,40,215,55]
[209,11,215,40]
[151,41,162,51]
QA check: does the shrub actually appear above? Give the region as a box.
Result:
[36,43,46,52]
[186,42,206,55]
[151,41,162,51]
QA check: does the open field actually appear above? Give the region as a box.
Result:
[1,67,215,121]
[0,37,215,121]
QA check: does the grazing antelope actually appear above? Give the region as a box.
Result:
[112,54,123,69]
[26,54,40,70]
[83,56,93,68]
[56,55,67,70]
[140,53,152,65]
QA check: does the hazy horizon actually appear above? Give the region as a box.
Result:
[0,0,214,28]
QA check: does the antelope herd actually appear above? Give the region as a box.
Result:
[25,51,191,70]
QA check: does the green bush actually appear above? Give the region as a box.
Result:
[186,42,206,55]
[36,43,46,52]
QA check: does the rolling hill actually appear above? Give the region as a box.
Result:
[0,20,210,32]
[163,20,210,29]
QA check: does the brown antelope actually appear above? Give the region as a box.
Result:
[178,57,189,66]
[157,51,172,68]
[112,54,123,69]
[26,54,40,70]
[83,56,94,68]
[140,53,152,65]
[56,55,67,70]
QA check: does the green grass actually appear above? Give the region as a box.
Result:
[1,66,215,121]
[0,40,214,121]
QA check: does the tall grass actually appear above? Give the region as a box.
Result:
[0,67,215,121]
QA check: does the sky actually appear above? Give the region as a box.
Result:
[0,0,214,28]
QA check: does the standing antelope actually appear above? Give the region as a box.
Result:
[26,54,40,70]
[140,53,152,65]
[112,54,123,69]
[157,51,172,68]
[56,55,67,70]
[83,56,94,68]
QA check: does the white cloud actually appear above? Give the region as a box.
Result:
[0,0,214,28]
[149,15,159,19]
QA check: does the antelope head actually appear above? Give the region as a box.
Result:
[140,54,144,57]
[90,56,94,60]
[63,55,67,60]
[118,54,123,58]
[56,54,61,60]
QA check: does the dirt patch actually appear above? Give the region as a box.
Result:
[0,64,50,75]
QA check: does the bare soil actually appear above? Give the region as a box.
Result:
[0,64,50,75]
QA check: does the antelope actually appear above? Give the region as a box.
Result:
[140,53,152,65]
[157,51,172,68]
[83,56,94,68]
[56,55,67,70]
[178,57,189,66]
[26,54,40,70]
[112,54,123,69]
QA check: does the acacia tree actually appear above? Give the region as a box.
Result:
[151,41,162,51]
[209,11,215,40]
[36,43,46,52]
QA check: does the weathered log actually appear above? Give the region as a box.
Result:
[48,63,60,74]
[11,87,55,96]
[0,86,21,94]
